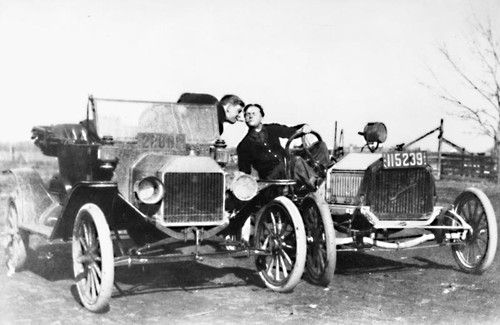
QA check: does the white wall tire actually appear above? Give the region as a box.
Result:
[254,196,306,292]
[72,203,114,312]
[451,188,497,274]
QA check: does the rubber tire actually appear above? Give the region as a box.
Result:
[254,196,306,292]
[5,200,28,273]
[301,192,336,286]
[72,203,114,312]
[451,188,498,274]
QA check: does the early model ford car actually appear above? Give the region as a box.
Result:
[4,96,334,312]
[4,96,496,313]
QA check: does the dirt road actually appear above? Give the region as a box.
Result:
[1,236,499,325]
[1,173,499,324]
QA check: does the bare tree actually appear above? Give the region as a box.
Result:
[423,15,500,181]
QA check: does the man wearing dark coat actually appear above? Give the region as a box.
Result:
[237,103,329,189]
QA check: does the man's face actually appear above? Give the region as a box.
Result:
[225,104,244,124]
[244,106,263,128]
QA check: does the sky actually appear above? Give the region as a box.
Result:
[0,0,498,153]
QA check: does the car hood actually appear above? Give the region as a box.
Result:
[331,153,382,171]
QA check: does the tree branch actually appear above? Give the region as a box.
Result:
[439,46,499,112]
[436,91,496,138]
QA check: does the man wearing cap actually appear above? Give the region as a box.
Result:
[237,103,329,190]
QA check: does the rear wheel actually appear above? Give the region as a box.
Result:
[5,200,28,275]
[254,197,306,292]
[301,193,336,286]
[72,203,114,312]
[451,188,497,274]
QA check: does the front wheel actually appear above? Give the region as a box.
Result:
[301,193,336,286]
[254,196,306,292]
[451,188,497,274]
[72,203,114,312]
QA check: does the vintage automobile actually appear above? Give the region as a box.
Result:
[4,96,335,312]
[323,122,498,274]
[6,96,495,313]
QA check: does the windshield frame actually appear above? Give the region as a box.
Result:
[87,96,220,145]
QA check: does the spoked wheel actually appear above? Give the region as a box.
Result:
[451,188,497,274]
[5,200,28,275]
[72,203,114,312]
[301,193,336,286]
[254,196,306,292]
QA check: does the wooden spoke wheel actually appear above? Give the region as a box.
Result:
[254,197,306,292]
[5,200,28,274]
[451,188,497,274]
[72,203,114,312]
[301,193,336,286]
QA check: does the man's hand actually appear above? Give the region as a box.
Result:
[300,124,311,134]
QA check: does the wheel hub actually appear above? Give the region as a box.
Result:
[76,252,98,264]
[269,236,282,254]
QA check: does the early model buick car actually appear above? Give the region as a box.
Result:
[4,96,334,312]
[324,123,498,274]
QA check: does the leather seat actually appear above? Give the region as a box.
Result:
[52,124,89,143]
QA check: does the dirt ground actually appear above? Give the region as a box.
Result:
[1,174,499,324]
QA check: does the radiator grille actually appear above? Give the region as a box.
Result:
[327,172,364,204]
[370,168,434,220]
[163,172,224,224]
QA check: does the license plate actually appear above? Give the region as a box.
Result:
[382,151,427,169]
[138,133,186,150]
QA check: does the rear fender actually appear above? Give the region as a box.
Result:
[4,167,57,226]
[49,182,146,240]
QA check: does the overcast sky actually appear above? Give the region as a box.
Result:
[0,0,498,152]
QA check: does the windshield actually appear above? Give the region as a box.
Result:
[90,98,219,144]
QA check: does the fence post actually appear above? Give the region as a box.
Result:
[491,151,500,184]
[10,143,14,162]
[436,119,443,180]
[478,155,483,179]
[460,150,465,177]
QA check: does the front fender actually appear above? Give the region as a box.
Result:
[50,181,150,240]
[50,182,117,240]
[225,183,287,234]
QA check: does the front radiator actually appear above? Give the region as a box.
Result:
[326,172,364,204]
[327,167,435,221]
[369,168,434,220]
[162,172,224,224]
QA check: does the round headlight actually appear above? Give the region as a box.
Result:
[134,176,164,204]
[231,172,258,201]
[362,122,387,143]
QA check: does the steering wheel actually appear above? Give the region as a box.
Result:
[284,129,326,180]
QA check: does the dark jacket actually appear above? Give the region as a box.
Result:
[177,92,226,134]
[237,123,302,179]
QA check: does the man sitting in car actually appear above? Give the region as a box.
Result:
[237,103,329,190]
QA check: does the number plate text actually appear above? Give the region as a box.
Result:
[382,151,427,169]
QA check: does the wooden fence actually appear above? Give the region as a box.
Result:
[428,152,497,182]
